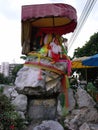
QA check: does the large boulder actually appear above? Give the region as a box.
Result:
[33,120,64,130]
[76,88,96,108]
[15,56,68,96]
[15,65,62,96]
[15,66,46,90]
[11,94,27,112]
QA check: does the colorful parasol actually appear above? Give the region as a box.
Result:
[22,3,77,30]
[71,56,94,82]
[21,3,77,45]
[71,56,92,69]
[82,54,98,67]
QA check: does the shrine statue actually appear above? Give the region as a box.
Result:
[48,37,62,63]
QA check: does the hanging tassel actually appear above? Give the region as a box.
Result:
[38,69,42,80]
[61,75,69,108]
[37,53,41,63]
[67,59,71,76]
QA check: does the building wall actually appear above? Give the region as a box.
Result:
[0,62,21,77]
[1,62,9,77]
[0,65,1,73]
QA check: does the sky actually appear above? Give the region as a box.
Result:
[0,0,98,64]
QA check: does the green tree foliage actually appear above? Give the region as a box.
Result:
[73,32,98,58]
[12,64,23,83]
[0,73,11,84]
[0,73,5,84]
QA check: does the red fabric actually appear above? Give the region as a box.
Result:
[51,51,60,62]
[22,3,77,21]
[37,20,76,35]
[61,75,69,108]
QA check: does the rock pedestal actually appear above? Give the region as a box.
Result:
[14,57,69,129]
[4,53,97,130]
[28,99,57,120]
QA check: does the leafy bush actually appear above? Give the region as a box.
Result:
[0,73,11,85]
[87,82,98,92]
[87,82,98,102]
[0,92,26,130]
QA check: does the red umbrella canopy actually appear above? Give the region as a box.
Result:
[21,3,77,35]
